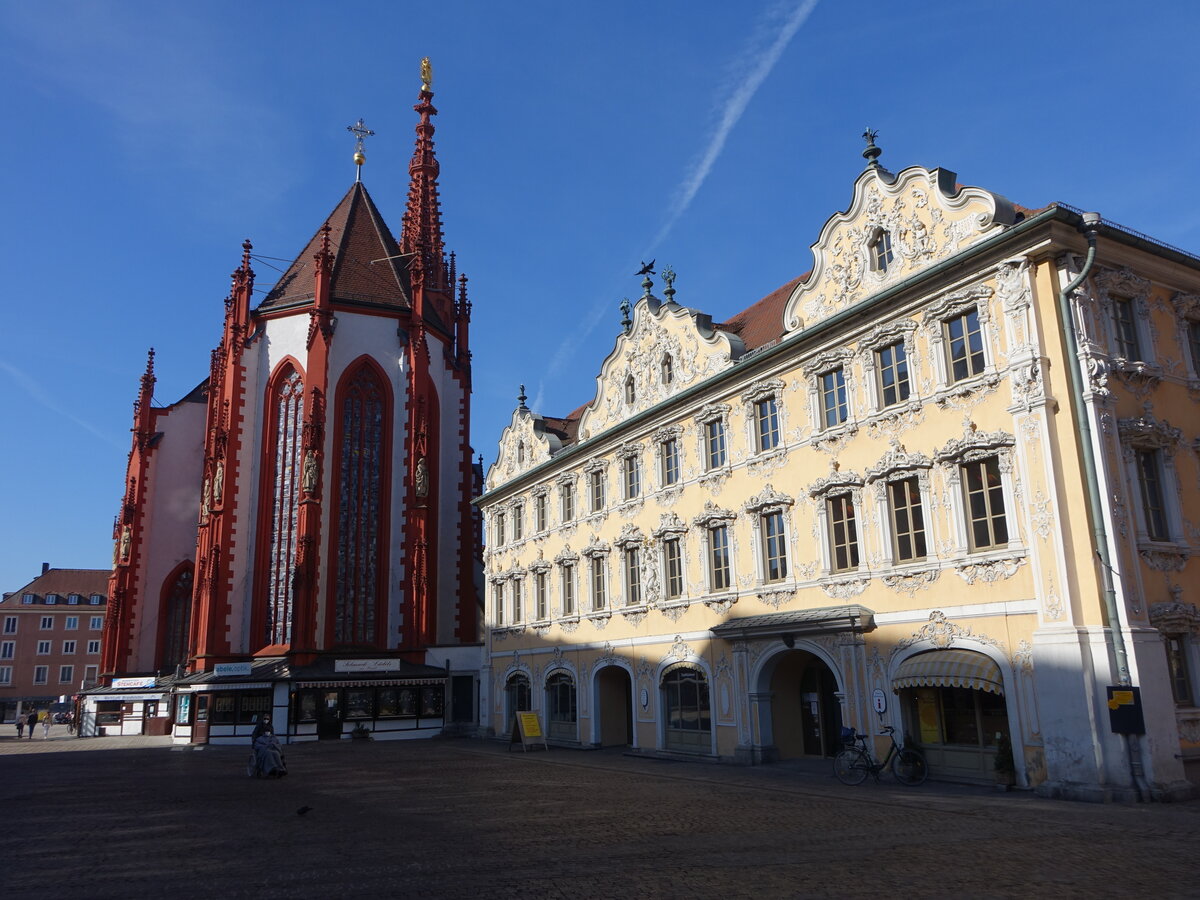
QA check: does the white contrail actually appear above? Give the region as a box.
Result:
[534,0,819,407]
[648,0,820,253]
[0,361,123,448]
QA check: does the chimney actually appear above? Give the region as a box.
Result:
[41,562,50,575]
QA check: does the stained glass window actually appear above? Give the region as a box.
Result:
[161,565,193,672]
[265,367,304,646]
[335,364,386,645]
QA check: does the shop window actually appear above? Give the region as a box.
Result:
[237,692,271,725]
[210,694,236,725]
[875,342,910,408]
[96,700,123,726]
[397,687,419,717]
[827,494,860,572]
[907,686,1007,750]
[376,688,400,718]
[662,666,711,752]
[888,477,927,562]
[344,689,374,719]
[546,672,577,741]
[944,310,985,382]
[420,684,444,718]
[820,368,848,428]
[1165,635,1194,706]
[962,457,1008,550]
[175,694,193,725]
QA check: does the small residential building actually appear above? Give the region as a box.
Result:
[0,566,108,724]
[479,138,1200,801]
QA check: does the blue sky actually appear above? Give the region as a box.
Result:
[1,0,1196,590]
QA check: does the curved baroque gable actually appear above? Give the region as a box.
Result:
[486,407,564,491]
[578,298,744,441]
[784,166,1017,333]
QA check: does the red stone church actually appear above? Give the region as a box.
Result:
[89,67,483,743]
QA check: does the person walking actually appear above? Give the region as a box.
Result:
[15,714,24,739]
[26,709,37,739]
[41,713,51,739]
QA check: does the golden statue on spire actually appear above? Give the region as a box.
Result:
[420,57,433,92]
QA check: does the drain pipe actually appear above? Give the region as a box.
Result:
[1055,211,1147,801]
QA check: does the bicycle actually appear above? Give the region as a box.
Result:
[833,724,928,786]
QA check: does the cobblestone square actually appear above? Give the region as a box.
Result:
[2,734,1198,898]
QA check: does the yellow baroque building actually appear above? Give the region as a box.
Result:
[478,147,1200,801]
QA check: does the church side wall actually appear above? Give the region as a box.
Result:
[432,338,466,645]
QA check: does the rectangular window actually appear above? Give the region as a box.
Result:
[589,470,605,512]
[512,504,523,542]
[1165,635,1194,706]
[535,571,548,620]
[22,594,35,604]
[827,494,860,572]
[494,512,506,546]
[590,556,606,611]
[664,538,684,600]
[87,640,101,654]
[561,563,576,616]
[40,616,53,630]
[1135,449,1169,541]
[945,309,985,381]
[90,616,104,630]
[624,547,641,606]
[755,397,780,452]
[37,640,51,655]
[661,438,680,486]
[84,665,98,684]
[820,368,848,428]
[59,665,74,684]
[709,524,731,592]
[492,582,505,627]
[0,667,10,685]
[3,617,15,634]
[0,641,13,659]
[624,456,640,500]
[68,594,81,605]
[65,616,78,630]
[761,511,788,582]
[62,640,76,655]
[510,578,523,624]
[535,494,547,532]
[33,665,48,685]
[90,595,103,605]
[1112,297,1140,359]
[1188,321,1200,374]
[45,594,58,605]
[561,483,575,523]
[876,342,910,407]
[963,457,1009,550]
[889,477,928,562]
[704,419,727,470]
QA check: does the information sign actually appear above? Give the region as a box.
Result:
[509,711,548,752]
[872,688,888,715]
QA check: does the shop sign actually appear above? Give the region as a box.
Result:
[335,658,402,673]
[872,688,888,715]
[111,677,157,689]
[214,662,253,677]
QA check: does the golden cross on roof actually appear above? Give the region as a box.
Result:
[347,118,375,182]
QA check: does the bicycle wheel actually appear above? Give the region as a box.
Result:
[833,748,868,785]
[892,748,928,786]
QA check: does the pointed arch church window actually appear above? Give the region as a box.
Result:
[264,367,304,646]
[334,363,387,645]
[160,564,193,672]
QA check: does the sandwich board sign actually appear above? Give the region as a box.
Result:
[509,711,548,752]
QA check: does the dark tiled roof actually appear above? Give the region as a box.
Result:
[715,274,806,352]
[2,569,109,603]
[257,182,412,314]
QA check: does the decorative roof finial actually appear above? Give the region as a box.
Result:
[862,128,882,170]
[619,297,632,332]
[420,57,433,93]
[661,265,677,304]
[347,118,375,182]
[517,384,527,410]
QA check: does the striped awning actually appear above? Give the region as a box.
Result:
[892,649,1004,695]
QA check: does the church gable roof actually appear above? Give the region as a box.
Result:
[257,182,412,313]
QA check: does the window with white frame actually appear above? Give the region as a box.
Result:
[90,595,103,605]
[827,494,860,572]
[623,454,641,500]
[560,562,576,616]
[62,640,76,655]
[90,616,103,630]
[1164,634,1194,706]
[1112,296,1141,359]
[888,477,927,562]
[59,665,73,684]
[708,524,731,592]
[22,594,35,604]
[660,436,681,486]
[704,419,726,470]
[0,667,10,685]
[560,480,575,523]
[663,538,684,600]
[875,341,910,408]
[661,354,674,386]
[820,368,848,428]
[510,577,523,624]
[760,510,788,582]
[45,594,59,605]
[65,616,78,630]
[1135,449,1170,542]
[37,640,50,655]
[492,581,505,626]
[494,511,506,547]
[589,555,607,611]
[84,665,98,683]
[871,228,894,272]
[40,616,53,630]
[512,503,524,542]
[944,309,985,382]
[87,640,101,654]
[624,374,636,405]
[1188,320,1200,376]
[68,594,81,605]
[0,641,13,659]
[535,492,548,532]
[755,397,780,452]
[961,456,1009,551]
[624,546,642,606]
[1119,417,1183,546]
[3,617,16,634]
[33,666,48,685]
[535,570,549,620]
[588,469,605,513]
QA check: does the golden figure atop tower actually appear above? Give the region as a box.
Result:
[420,57,433,92]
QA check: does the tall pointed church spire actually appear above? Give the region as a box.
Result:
[400,57,446,283]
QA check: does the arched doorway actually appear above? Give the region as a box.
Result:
[594,665,632,747]
[545,671,578,742]
[504,673,530,736]
[762,649,842,759]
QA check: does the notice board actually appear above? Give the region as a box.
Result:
[509,711,548,752]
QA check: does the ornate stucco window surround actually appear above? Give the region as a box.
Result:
[615,442,645,512]
[613,524,651,622]
[580,536,612,623]
[741,378,787,459]
[1117,414,1187,566]
[859,319,920,417]
[553,546,580,623]
[1149,595,1200,711]
[1092,267,1160,386]
[802,348,857,445]
[582,458,609,521]
[865,443,938,575]
[923,284,1000,405]
[652,424,685,495]
[1169,290,1200,390]
[555,472,578,529]
[695,402,732,485]
[528,556,552,624]
[808,466,867,580]
[742,484,795,587]
[692,501,738,610]
[653,513,691,613]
